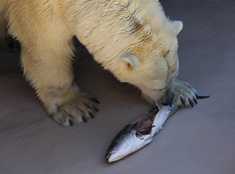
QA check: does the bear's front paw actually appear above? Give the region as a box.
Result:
[48,92,99,126]
[172,79,209,108]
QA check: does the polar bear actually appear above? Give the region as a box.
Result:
[0,0,203,126]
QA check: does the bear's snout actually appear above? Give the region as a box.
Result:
[160,91,174,106]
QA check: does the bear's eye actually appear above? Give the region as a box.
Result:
[164,50,170,57]
[171,69,178,78]
[156,87,167,92]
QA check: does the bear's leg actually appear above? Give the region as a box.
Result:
[20,40,99,126]
[0,11,20,52]
[0,11,6,43]
[172,79,201,108]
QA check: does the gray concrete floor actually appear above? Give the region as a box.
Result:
[0,0,235,174]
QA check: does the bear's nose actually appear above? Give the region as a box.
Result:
[161,92,174,106]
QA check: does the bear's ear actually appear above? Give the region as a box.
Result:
[172,20,183,35]
[121,55,139,69]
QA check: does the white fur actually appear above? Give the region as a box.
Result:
[0,0,198,125]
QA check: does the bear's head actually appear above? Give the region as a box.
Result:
[117,20,183,106]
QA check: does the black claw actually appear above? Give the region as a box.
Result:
[180,96,185,107]
[193,97,198,104]
[89,111,95,119]
[69,119,74,126]
[82,116,88,123]
[84,103,92,110]
[92,105,99,112]
[188,98,194,107]
[91,98,100,104]
[196,94,210,99]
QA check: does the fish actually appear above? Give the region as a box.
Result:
[105,105,178,163]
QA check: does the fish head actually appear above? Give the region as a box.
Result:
[106,123,153,162]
